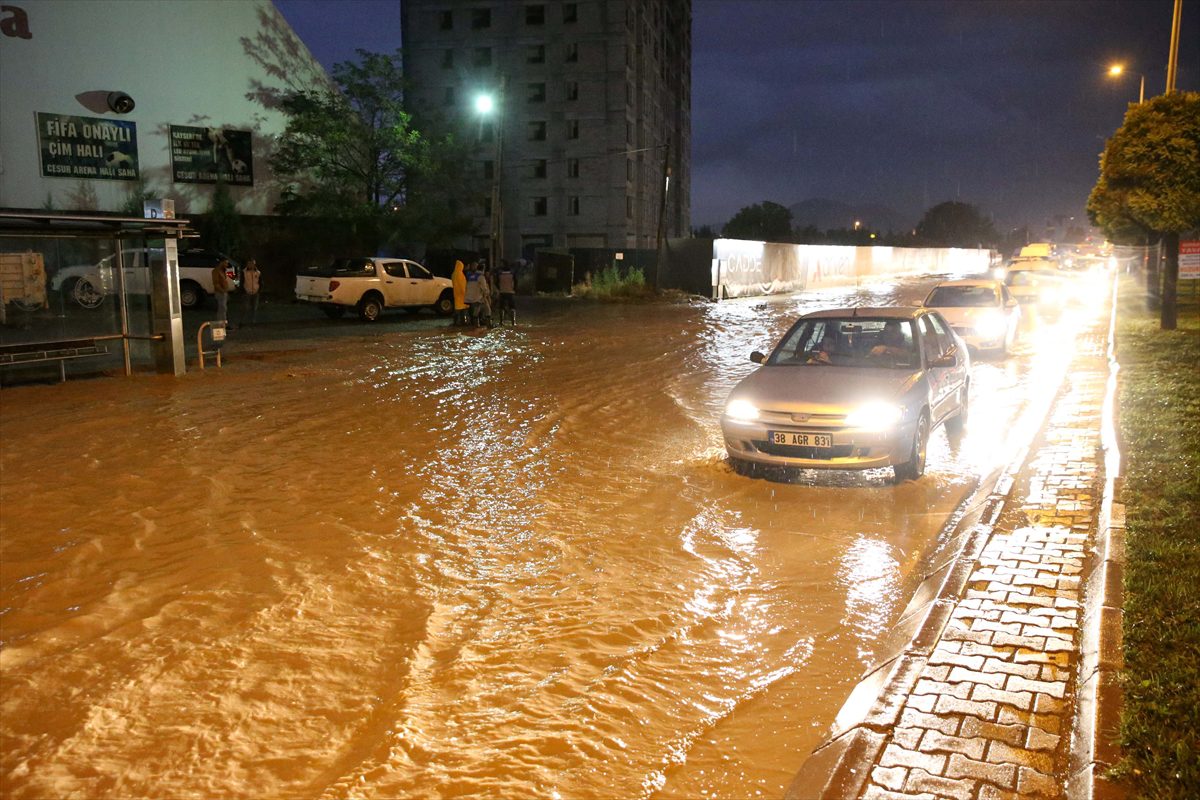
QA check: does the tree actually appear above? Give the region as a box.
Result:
[914,201,998,248]
[200,180,243,256]
[722,201,794,242]
[270,49,473,253]
[1088,91,1200,330]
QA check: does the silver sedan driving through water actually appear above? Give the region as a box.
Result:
[721,307,970,482]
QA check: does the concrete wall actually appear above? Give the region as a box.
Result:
[710,238,991,299]
[0,0,328,215]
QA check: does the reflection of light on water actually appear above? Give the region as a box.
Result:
[949,281,1105,478]
[838,536,900,659]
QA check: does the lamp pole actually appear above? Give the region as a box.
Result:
[475,79,505,269]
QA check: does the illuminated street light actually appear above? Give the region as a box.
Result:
[475,85,505,269]
[1106,62,1144,104]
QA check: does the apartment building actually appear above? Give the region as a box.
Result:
[401,0,691,262]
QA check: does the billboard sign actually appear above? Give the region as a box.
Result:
[36,112,138,180]
[1180,241,1200,280]
[169,125,253,185]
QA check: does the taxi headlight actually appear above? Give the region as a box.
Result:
[725,398,759,422]
[975,311,1007,339]
[992,266,1008,281]
[844,401,903,431]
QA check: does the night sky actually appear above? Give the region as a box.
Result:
[274,0,1198,233]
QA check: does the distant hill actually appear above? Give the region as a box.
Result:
[788,198,912,234]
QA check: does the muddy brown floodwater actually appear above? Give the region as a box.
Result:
[1,275,1073,799]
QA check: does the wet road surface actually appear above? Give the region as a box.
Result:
[0,273,1099,798]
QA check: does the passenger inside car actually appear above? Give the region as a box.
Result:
[868,320,916,367]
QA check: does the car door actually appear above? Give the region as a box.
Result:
[926,311,967,421]
[120,248,151,295]
[379,260,411,306]
[402,261,439,304]
[917,314,947,419]
[1000,284,1021,336]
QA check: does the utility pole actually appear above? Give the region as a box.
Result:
[1165,0,1182,93]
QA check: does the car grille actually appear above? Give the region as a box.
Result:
[754,441,856,459]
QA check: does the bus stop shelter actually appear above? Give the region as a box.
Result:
[0,210,192,383]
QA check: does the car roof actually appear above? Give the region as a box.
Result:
[930,279,1001,289]
[801,306,925,320]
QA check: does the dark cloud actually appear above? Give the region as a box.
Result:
[691,0,1196,229]
[276,0,1197,232]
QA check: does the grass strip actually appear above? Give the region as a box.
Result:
[1113,276,1200,798]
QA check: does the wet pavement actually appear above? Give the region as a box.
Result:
[790,278,1117,800]
[0,275,1105,799]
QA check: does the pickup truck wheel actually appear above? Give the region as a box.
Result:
[435,290,455,316]
[179,280,205,309]
[68,277,105,309]
[358,294,384,322]
[322,304,347,319]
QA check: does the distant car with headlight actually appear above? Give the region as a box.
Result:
[1003,263,1065,308]
[922,278,1020,355]
[721,307,969,482]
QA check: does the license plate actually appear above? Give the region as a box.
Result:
[770,431,832,448]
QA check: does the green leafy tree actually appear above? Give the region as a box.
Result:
[914,201,998,248]
[722,201,794,242]
[1088,91,1200,330]
[199,180,243,256]
[270,49,473,253]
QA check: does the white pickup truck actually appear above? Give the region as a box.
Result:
[295,257,455,321]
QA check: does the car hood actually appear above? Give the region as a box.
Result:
[929,306,1000,326]
[727,365,922,415]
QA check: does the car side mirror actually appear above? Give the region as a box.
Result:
[750,351,766,364]
[931,352,958,368]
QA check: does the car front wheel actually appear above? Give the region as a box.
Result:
[435,290,455,316]
[893,412,930,483]
[946,383,969,436]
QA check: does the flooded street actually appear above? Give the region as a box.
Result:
[0,274,1090,799]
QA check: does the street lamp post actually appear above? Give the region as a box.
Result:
[1107,63,1144,103]
[475,80,505,269]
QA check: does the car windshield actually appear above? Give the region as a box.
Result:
[1005,271,1039,287]
[925,286,996,307]
[767,317,919,369]
[302,258,375,278]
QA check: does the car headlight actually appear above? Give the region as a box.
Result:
[992,267,1008,281]
[975,311,1007,339]
[725,398,759,422]
[843,401,903,431]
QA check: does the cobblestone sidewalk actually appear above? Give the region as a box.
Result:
[791,293,1121,800]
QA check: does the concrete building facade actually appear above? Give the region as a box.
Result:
[0,0,328,216]
[401,0,691,262]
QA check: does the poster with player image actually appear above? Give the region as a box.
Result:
[169,125,254,185]
[36,112,139,181]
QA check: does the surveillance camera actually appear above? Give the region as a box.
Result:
[106,92,135,114]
